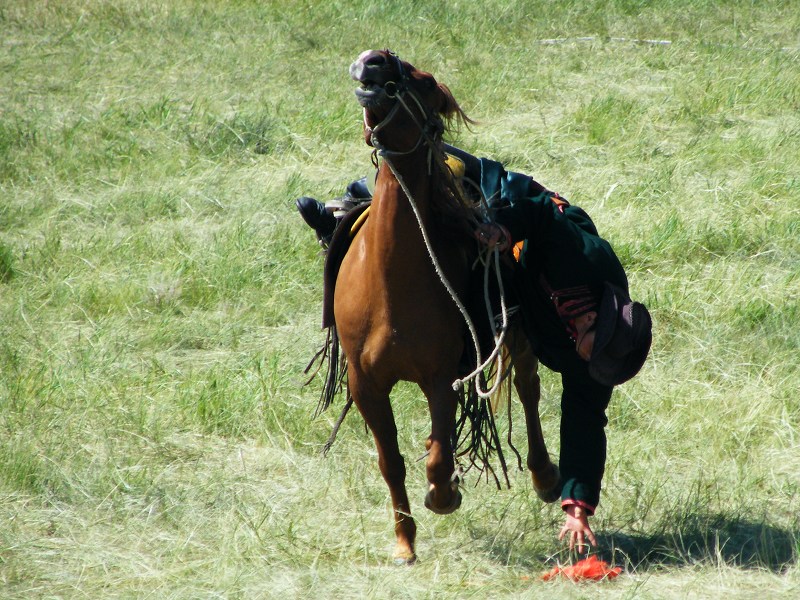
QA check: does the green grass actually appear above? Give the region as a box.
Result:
[2,0,799,597]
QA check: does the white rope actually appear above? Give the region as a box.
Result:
[383,157,509,398]
[452,246,509,397]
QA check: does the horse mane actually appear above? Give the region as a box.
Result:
[430,162,477,241]
[428,84,479,240]
[437,83,477,133]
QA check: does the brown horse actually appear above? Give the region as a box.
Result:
[333,49,560,564]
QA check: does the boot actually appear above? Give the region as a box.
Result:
[295,196,337,244]
[345,177,372,201]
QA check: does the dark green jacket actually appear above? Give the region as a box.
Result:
[480,158,627,512]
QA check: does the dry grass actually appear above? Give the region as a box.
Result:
[1,0,799,597]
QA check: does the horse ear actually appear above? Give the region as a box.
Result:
[437,83,476,130]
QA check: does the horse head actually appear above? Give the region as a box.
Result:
[350,49,472,151]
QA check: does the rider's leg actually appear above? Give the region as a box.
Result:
[295,196,338,242]
[295,178,374,244]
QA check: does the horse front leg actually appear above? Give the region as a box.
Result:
[348,367,417,564]
[420,380,462,515]
[506,325,562,503]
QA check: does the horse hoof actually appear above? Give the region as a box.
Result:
[532,465,562,504]
[424,482,462,515]
[392,552,417,566]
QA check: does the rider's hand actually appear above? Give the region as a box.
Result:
[474,223,510,251]
[558,504,597,553]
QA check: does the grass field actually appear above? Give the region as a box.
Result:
[1,0,799,597]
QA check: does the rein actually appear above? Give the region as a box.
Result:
[367,72,510,398]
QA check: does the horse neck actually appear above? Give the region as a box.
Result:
[369,150,438,250]
[357,146,471,315]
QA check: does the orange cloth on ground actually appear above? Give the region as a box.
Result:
[541,556,623,581]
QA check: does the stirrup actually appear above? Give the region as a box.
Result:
[325,198,359,219]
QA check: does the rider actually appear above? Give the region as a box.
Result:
[296,146,652,553]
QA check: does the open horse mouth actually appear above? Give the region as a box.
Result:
[353,83,386,107]
[350,49,399,108]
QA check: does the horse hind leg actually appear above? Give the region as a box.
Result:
[348,368,417,564]
[506,326,562,503]
[420,380,462,515]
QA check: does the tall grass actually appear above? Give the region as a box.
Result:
[1,0,799,597]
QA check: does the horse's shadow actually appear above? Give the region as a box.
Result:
[599,514,798,573]
[473,512,798,573]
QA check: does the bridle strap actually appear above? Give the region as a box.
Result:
[363,56,444,157]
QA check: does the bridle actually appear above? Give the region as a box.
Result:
[362,51,446,159]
